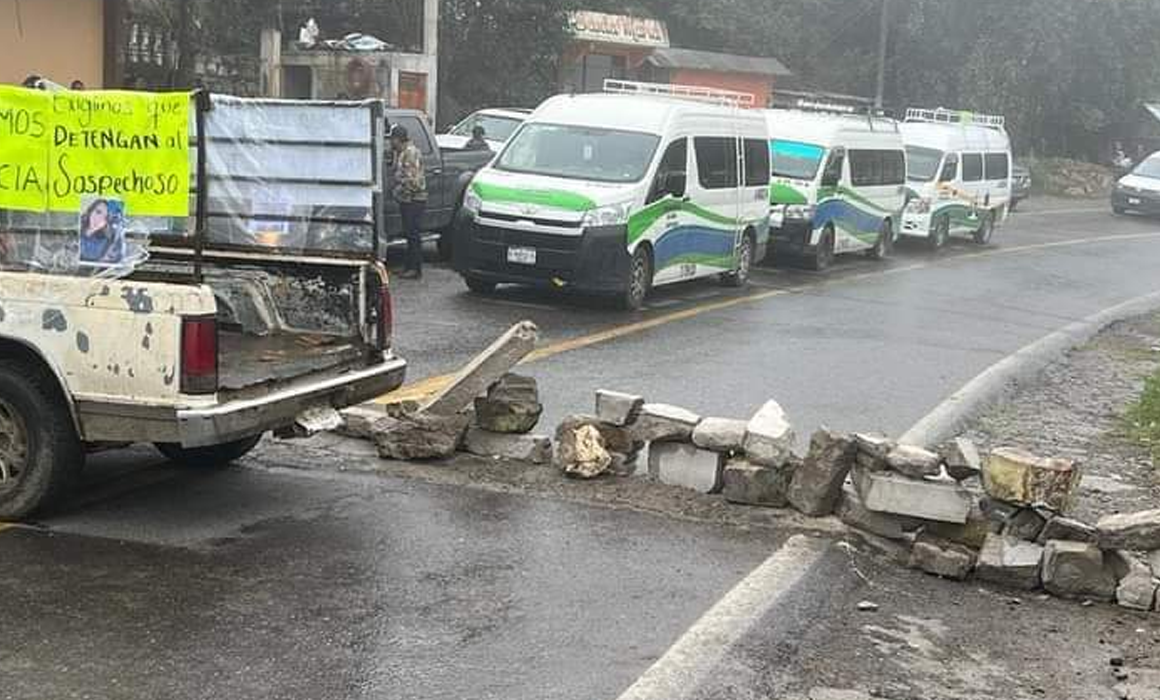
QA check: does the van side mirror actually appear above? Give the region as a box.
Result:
[663,171,687,198]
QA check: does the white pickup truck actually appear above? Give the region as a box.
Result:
[0,95,405,518]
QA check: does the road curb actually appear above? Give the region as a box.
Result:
[900,289,1160,448]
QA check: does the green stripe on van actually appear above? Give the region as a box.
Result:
[770,183,809,205]
[627,198,739,245]
[818,185,899,216]
[472,182,596,212]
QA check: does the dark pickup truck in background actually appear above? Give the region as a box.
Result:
[384,109,494,257]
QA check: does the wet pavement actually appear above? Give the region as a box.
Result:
[4,198,1160,699]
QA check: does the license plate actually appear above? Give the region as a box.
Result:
[1129,197,1142,205]
[507,246,536,265]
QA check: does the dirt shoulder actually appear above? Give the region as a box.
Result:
[963,312,1160,523]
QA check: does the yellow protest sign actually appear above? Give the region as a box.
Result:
[48,90,191,217]
[0,85,52,212]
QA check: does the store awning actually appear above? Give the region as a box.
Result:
[645,47,792,77]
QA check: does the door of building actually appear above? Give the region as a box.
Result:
[398,72,427,112]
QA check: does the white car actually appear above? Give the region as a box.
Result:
[436,108,531,151]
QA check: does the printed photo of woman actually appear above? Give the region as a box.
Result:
[78,197,126,265]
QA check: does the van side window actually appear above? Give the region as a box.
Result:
[648,138,688,204]
[850,150,879,186]
[743,138,770,186]
[939,157,958,182]
[984,153,1009,180]
[962,153,984,182]
[885,150,905,185]
[694,137,739,190]
[821,152,844,187]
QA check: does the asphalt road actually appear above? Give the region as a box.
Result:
[3,198,1160,700]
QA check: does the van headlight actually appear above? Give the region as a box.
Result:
[582,201,633,228]
[463,189,483,216]
[784,204,815,220]
[907,198,931,214]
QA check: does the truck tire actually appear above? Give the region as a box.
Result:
[0,360,82,520]
[868,219,893,260]
[463,275,497,295]
[155,435,263,468]
[621,245,653,311]
[809,226,835,271]
[928,215,950,250]
[973,211,995,245]
[436,233,453,261]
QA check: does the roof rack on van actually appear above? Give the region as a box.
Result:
[769,89,898,131]
[905,107,1006,130]
[602,79,755,108]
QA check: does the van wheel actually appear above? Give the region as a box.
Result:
[155,435,263,468]
[868,220,893,259]
[973,211,995,245]
[622,245,653,310]
[0,361,82,520]
[721,233,754,288]
[929,216,950,250]
[809,226,835,271]
[464,275,497,295]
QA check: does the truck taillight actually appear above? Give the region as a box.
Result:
[377,282,394,350]
[181,315,218,395]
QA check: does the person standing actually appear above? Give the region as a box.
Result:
[389,123,428,279]
[464,125,490,151]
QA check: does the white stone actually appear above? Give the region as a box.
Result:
[853,468,973,524]
[743,400,796,467]
[648,442,724,494]
[974,534,1043,590]
[1097,509,1160,551]
[595,389,644,427]
[853,433,894,459]
[422,321,539,416]
[941,437,982,481]
[462,427,551,464]
[692,417,748,453]
[630,403,701,443]
[1115,561,1159,612]
[836,483,923,542]
[556,424,612,479]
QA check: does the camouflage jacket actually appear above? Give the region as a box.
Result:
[393,142,428,203]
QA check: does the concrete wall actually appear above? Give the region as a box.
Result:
[0,0,106,87]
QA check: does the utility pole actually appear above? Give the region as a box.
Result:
[874,0,890,108]
[173,0,193,88]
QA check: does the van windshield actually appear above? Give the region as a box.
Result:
[770,140,825,180]
[906,146,944,182]
[496,123,660,183]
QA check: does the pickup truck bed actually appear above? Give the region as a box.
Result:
[217,331,364,393]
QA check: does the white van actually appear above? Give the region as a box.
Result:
[764,107,907,270]
[452,81,771,309]
[900,108,1012,248]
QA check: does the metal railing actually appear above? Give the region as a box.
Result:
[905,107,1006,129]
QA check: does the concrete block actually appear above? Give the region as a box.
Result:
[630,403,701,443]
[422,321,539,416]
[648,442,724,494]
[374,412,470,461]
[1004,508,1048,542]
[886,444,943,479]
[926,499,1002,549]
[853,432,894,460]
[337,404,390,440]
[1114,556,1159,612]
[941,437,982,482]
[786,427,854,516]
[853,468,973,524]
[692,418,748,454]
[722,458,793,507]
[743,400,796,467]
[462,427,551,464]
[908,538,976,580]
[1096,508,1160,551]
[595,389,644,426]
[474,373,543,434]
[975,534,1043,590]
[1041,540,1118,601]
[836,483,923,542]
[982,447,1082,512]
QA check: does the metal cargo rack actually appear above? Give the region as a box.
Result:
[603,79,756,108]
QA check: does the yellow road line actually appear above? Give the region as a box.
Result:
[0,523,14,534]
[376,231,1160,403]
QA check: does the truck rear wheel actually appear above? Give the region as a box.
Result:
[155,435,263,468]
[0,361,82,520]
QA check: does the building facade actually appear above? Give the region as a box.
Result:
[1,0,123,88]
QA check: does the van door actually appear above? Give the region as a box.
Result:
[960,152,985,226]
[653,135,740,285]
[984,152,1011,213]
